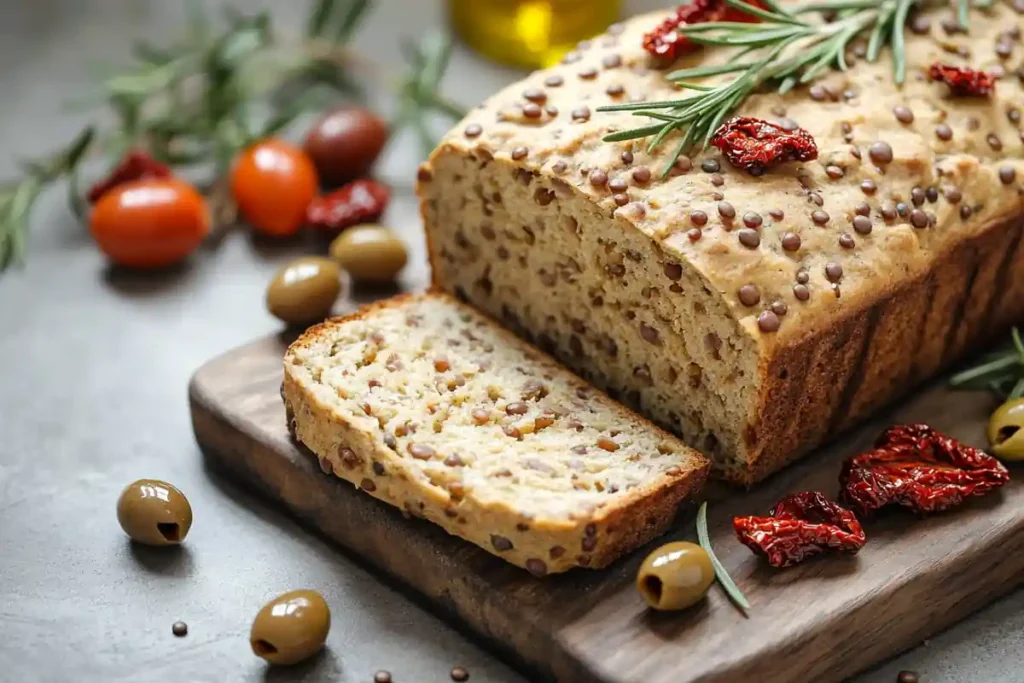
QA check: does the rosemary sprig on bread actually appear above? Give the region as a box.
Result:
[598,0,982,175]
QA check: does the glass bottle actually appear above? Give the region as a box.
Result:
[449,0,623,70]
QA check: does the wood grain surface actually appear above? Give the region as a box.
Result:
[189,335,1024,683]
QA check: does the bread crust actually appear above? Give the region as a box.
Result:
[418,6,1024,485]
[283,293,708,573]
[745,211,1024,485]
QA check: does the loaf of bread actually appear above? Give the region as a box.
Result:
[282,293,708,574]
[419,5,1024,485]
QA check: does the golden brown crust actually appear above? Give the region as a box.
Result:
[744,211,1024,485]
[284,292,709,572]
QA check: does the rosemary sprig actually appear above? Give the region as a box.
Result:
[950,328,1024,399]
[0,0,464,276]
[696,501,750,613]
[0,128,95,271]
[598,0,978,175]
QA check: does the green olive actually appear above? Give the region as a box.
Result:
[636,541,714,611]
[116,479,192,546]
[250,589,331,666]
[988,397,1024,461]
[266,257,342,325]
[328,224,407,282]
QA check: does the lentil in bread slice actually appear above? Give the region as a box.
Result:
[419,6,1024,485]
[282,293,708,575]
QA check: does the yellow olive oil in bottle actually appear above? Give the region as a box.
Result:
[449,0,623,69]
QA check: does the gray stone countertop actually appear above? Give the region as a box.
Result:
[0,1,1021,681]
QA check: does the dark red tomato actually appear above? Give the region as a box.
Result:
[303,107,389,186]
[231,139,318,237]
[90,178,210,268]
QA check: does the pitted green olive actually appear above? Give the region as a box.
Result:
[250,589,331,666]
[266,257,342,325]
[116,479,192,546]
[636,541,714,611]
[987,397,1024,461]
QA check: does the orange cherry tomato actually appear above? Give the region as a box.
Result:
[90,178,210,268]
[231,139,319,237]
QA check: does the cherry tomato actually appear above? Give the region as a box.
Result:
[231,139,318,237]
[90,178,210,268]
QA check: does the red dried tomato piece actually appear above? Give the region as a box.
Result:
[722,0,768,22]
[88,149,172,204]
[840,424,1010,517]
[928,63,996,97]
[306,179,390,232]
[642,0,766,62]
[733,491,866,568]
[710,116,818,175]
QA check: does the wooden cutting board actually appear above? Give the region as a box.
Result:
[189,334,1024,683]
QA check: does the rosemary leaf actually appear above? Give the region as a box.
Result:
[777,74,798,94]
[796,0,881,12]
[67,169,88,225]
[336,0,373,42]
[307,0,337,37]
[756,0,797,17]
[602,123,670,143]
[661,122,698,174]
[61,127,96,173]
[891,0,913,84]
[697,502,750,613]
[674,82,718,92]
[866,4,894,62]
[723,0,808,25]
[949,354,1020,386]
[666,62,757,80]
[648,121,682,153]
[1013,327,1024,362]
[1011,377,1024,400]
[598,95,704,113]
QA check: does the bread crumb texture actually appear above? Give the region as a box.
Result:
[283,294,708,573]
[420,5,1024,483]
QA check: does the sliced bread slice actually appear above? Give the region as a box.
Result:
[282,292,708,574]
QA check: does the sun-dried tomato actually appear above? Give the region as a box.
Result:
[840,424,1010,517]
[88,149,172,203]
[305,179,390,232]
[733,491,866,568]
[710,116,818,175]
[928,63,996,97]
[642,0,766,62]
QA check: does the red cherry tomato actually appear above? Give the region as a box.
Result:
[90,178,210,268]
[231,139,319,237]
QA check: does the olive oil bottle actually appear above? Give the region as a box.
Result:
[449,0,623,69]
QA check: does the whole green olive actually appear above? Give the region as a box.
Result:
[266,257,343,325]
[250,589,331,666]
[636,541,714,611]
[303,107,388,186]
[988,397,1024,461]
[116,479,192,546]
[328,225,407,283]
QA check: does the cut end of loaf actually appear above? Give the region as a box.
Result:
[420,147,762,481]
[283,293,708,572]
